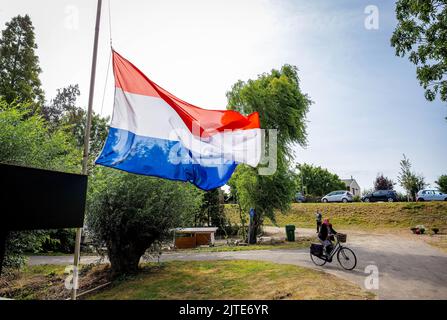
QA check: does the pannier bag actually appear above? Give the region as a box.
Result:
[310,243,323,256]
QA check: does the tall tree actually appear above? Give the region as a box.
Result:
[42,84,80,127]
[391,0,447,108]
[0,15,44,109]
[199,189,226,228]
[226,65,311,243]
[43,84,109,162]
[296,163,346,196]
[374,173,395,191]
[435,174,447,193]
[397,154,427,201]
[227,65,311,158]
[61,103,109,163]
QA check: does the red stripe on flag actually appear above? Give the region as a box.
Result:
[112,50,260,137]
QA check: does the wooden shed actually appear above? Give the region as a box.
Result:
[173,227,218,249]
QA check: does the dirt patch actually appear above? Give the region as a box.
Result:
[0,264,112,300]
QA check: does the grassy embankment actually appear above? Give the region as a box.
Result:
[225,202,447,231]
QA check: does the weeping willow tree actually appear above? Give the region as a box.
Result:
[226,65,312,243]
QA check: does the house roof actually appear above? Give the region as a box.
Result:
[341,178,359,187]
[174,227,218,233]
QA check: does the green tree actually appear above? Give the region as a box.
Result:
[435,174,447,193]
[199,189,226,229]
[43,84,109,162]
[296,163,346,197]
[0,99,80,268]
[3,231,49,269]
[227,65,311,158]
[42,84,80,128]
[228,164,296,243]
[397,154,427,201]
[226,65,311,242]
[374,173,395,191]
[86,168,202,275]
[0,15,44,109]
[0,100,80,172]
[61,101,109,163]
[391,0,447,107]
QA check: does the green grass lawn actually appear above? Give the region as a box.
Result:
[1,261,374,300]
[87,260,374,300]
[225,202,447,231]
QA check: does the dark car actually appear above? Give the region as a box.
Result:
[295,192,306,203]
[362,190,398,202]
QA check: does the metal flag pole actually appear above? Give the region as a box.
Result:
[72,0,102,300]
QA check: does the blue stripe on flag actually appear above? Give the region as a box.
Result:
[95,127,237,190]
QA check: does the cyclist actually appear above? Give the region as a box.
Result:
[318,218,337,258]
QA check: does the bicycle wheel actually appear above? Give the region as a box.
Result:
[310,253,327,266]
[337,247,357,270]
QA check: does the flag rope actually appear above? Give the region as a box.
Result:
[99,0,113,116]
[100,49,112,116]
[108,0,113,46]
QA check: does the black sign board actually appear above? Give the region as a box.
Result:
[0,163,88,274]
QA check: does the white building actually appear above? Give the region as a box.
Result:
[342,177,361,196]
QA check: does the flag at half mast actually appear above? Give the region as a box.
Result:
[96,50,262,190]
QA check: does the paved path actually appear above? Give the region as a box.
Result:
[29,229,447,300]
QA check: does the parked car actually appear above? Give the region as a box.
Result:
[416,189,447,201]
[321,190,353,203]
[295,192,306,203]
[361,190,397,202]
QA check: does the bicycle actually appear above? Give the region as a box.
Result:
[310,233,357,270]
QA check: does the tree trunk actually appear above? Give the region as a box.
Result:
[107,240,149,276]
[248,213,262,244]
[208,207,210,226]
[236,200,247,242]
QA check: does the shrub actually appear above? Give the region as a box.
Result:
[0,101,80,269]
[303,194,322,203]
[416,225,426,234]
[86,167,202,275]
[39,229,76,253]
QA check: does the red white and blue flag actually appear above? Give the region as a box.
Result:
[96,51,261,190]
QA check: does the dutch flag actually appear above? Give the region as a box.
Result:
[96,50,262,190]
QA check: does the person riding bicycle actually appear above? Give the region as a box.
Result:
[318,218,337,257]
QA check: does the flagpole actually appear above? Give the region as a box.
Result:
[72,0,102,300]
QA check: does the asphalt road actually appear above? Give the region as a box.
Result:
[28,229,447,300]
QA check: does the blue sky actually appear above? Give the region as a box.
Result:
[1,0,446,192]
[278,0,447,192]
